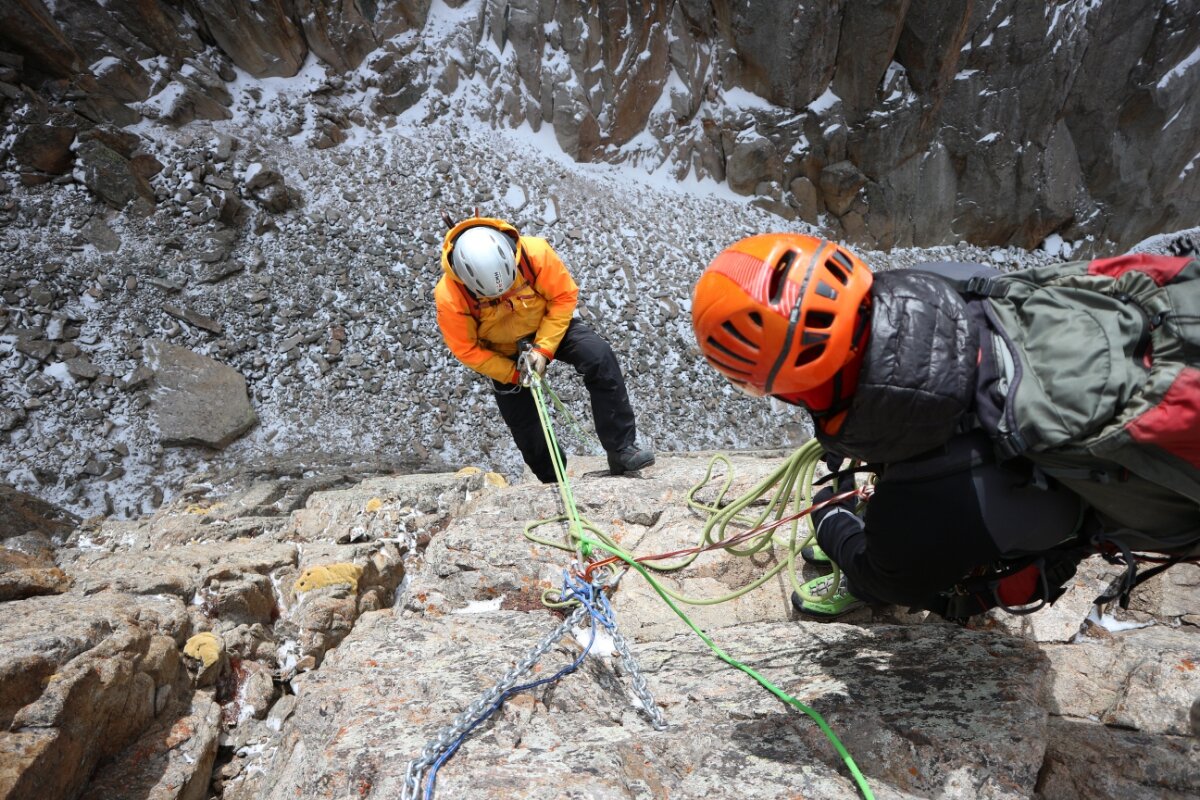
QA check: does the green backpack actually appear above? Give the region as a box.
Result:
[967,252,1200,557]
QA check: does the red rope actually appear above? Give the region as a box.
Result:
[580,487,866,582]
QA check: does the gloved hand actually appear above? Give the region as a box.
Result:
[812,452,859,529]
[525,350,548,378]
[518,350,548,386]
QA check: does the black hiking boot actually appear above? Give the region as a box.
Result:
[607,447,655,475]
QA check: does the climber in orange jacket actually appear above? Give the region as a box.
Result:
[434,215,654,482]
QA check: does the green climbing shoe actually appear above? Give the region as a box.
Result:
[800,543,830,563]
[791,574,864,618]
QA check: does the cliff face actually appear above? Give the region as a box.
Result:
[2,455,1198,800]
[2,0,1198,252]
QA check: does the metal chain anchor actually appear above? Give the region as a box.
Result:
[589,567,668,731]
[400,605,588,800]
[610,622,669,730]
[401,569,670,799]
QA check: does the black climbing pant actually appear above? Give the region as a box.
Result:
[492,319,638,483]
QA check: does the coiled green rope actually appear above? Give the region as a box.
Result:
[525,381,843,606]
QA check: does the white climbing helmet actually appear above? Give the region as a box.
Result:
[450,226,517,298]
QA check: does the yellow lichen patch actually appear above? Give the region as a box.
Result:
[484,472,508,488]
[365,497,383,513]
[294,563,363,594]
[183,632,224,670]
[184,502,224,515]
[455,466,483,476]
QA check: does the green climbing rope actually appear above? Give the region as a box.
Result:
[524,418,844,606]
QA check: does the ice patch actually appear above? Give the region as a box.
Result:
[503,184,527,211]
[276,639,301,674]
[1040,233,1077,259]
[807,87,841,115]
[44,361,75,385]
[571,624,616,658]
[453,597,504,614]
[1158,45,1200,91]
[89,56,122,76]
[720,86,778,112]
[1086,606,1154,633]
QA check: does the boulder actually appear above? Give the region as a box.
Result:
[244,166,295,213]
[1042,625,1200,736]
[725,136,780,196]
[12,115,79,176]
[77,690,222,800]
[140,77,233,125]
[162,305,223,335]
[74,139,155,210]
[259,609,1052,799]
[789,175,821,222]
[1036,716,1200,799]
[0,408,24,433]
[0,592,191,800]
[76,125,141,159]
[0,484,78,543]
[0,548,69,601]
[820,160,868,217]
[88,55,152,103]
[189,0,307,78]
[144,339,257,449]
[81,216,121,252]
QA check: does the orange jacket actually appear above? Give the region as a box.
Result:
[434,217,579,384]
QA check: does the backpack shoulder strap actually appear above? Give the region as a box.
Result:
[908,261,1009,298]
[515,246,543,299]
[455,281,480,315]
[517,249,538,284]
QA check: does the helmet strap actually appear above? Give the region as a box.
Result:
[783,346,864,436]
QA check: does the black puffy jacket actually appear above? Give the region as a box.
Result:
[816,269,980,463]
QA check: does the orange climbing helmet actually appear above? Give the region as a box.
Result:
[691,234,873,397]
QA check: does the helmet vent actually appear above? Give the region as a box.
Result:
[815,280,839,300]
[768,251,795,304]
[706,336,754,364]
[805,310,836,329]
[748,311,763,327]
[721,321,757,349]
[706,355,752,377]
[828,250,854,281]
[795,344,826,367]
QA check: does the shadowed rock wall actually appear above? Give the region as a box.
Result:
[1,0,1198,250]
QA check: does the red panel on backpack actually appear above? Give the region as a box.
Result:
[1127,367,1200,468]
[1087,254,1192,285]
[996,563,1041,606]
